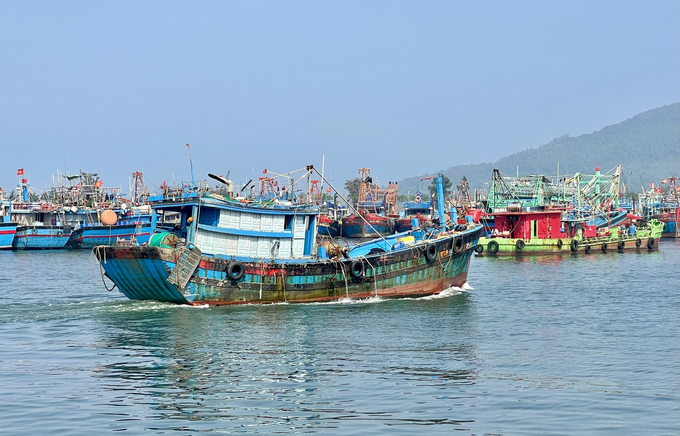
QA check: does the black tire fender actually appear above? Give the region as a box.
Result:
[570,239,579,252]
[487,240,499,254]
[585,245,591,254]
[350,260,365,278]
[227,261,245,281]
[635,238,642,248]
[601,243,608,252]
[453,236,465,254]
[617,241,625,250]
[425,244,438,261]
[475,244,483,253]
[647,238,655,250]
[557,239,563,249]
[515,239,525,250]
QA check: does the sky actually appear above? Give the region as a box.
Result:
[1,1,678,196]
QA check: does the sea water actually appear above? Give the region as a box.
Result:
[0,242,678,435]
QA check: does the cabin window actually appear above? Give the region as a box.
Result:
[284,215,294,230]
[198,208,220,226]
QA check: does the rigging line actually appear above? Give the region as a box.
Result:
[310,166,391,247]
[335,259,349,298]
[362,256,379,297]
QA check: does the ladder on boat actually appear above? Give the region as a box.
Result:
[167,245,202,291]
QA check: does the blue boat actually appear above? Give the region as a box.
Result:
[0,222,17,249]
[12,225,72,249]
[10,183,74,249]
[94,170,483,305]
[0,193,17,249]
[66,213,152,249]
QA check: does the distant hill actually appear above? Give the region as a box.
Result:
[398,103,680,195]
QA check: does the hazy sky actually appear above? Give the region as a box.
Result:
[1,1,678,195]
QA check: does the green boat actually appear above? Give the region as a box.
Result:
[476,208,663,256]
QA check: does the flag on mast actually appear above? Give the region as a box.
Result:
[17,168,24,176]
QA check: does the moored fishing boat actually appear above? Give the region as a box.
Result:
[641,177,679,238]
[94,169,483,305]
[60,171,152,248]
[10,179,73,249]
[474,208,663,256]
[65,210,152,248]
[12,224,71,249]
[0,192,17,248]
[341,211,394,238]
[317,213,341,238]
[0,222,17,249]
[341,168,398,238]
[396,191,432,232]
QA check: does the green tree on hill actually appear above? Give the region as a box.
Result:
[428,174,452,197]
[344,177,361,203]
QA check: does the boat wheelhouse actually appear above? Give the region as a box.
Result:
[396,192,432,232]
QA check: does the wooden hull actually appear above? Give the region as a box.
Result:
[477,221,663,256]
[12,226,71,249]
[317,220,341,238]
[0,222,17,249]
[652,213,678,237]
[341,214,393,238]
[95,227,482,305]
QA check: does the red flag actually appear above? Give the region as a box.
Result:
[326,188,331,193]
[160,180,166,190]
[94,180,103,188]
[655,187,662,193]
[17,168,23,176]
[263,168,267,174]
[661,179,668,184]
[649,183,653,189]
[186,143,190,148]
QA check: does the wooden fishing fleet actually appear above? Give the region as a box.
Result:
[94,167,483,305]
[0,170,151,250]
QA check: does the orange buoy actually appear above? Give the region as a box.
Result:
[101,210,117,225]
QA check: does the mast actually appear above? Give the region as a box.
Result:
[186,143,195,187]
[436,175,446,231]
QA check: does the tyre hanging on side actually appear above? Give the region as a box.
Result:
[487,240,499,254]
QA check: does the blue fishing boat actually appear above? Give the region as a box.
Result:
[0,222,17,249]
[94,169,483,305]
[44,170,153,248]
[0,190,17,249]
[65,211,152,249]
[12,224,71,249]
[9,180,73,249]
